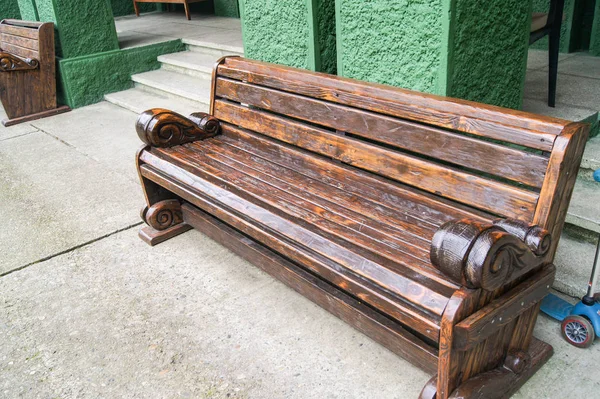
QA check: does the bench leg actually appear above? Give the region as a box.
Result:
[133,0,140,16]
[420,338,552,399]
[183,1,191,20]
[139,200,192,246]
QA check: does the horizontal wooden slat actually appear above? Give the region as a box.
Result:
[453,265,555,351]
[174,140,461,293]
[0,42,38,59]
[213,101,540,220]
[139,158,443,341]
[2,19,44,29]
[218,57,564,150]
[0,23,40,39]
[213,79,548,187]
[217,127,492,227]
[151,147,455,312]
[1,33,39,50]
[181,203,439,373]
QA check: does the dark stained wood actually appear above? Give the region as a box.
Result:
[132,0,209,20]
[182,203,440,373]
[0,20,69,126]
[213,108,540,220]
[139,158,444,341]
[448,338,553,399]
[139,223,192,246]
[453,265,555,351]
[133,57,590,399]
[217,57,565,147]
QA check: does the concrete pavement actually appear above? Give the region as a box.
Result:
[1,102,599,398]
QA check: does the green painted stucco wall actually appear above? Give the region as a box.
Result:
[17,0,38,20]
[35,0,119,58]
[334,0,531,109]
[215,0,240,17]
[317,0,336,74]
[450,0,532,109]
[240,0,313,70]
[336,0,446,95]
[591,1,600,55]
[239,0,335,72]
[1,0,21,19]
[58,39,185,108]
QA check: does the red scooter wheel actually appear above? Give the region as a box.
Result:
[561,315,595,348]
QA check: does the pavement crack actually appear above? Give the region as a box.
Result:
[0,130,39,142]
[0,222,143,278]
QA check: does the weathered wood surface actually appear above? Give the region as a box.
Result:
[0,20,69,126]
[134,57,590,398]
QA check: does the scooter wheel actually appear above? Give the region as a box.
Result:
[561,315,595,348]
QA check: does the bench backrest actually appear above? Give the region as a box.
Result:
[0,19,48,61]
[210,57,588,255]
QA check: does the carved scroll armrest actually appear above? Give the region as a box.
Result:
[0,52,39,72]
[430,218,552,291]
[136,108,220,148]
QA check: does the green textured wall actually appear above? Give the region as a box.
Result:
[58,40,185,108]
[450,0,531,109]
[215,0,239,17]
[1,0,21,19]
[17,0,38,20]
[336,0,446,94]
[35,0,119,58]
[240,0,313,69]
[334,0,532,109]
[316,0,336,74]
[591,1,600,55]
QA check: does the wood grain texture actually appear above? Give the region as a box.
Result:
[133,57,589,398]
[182,203,440,374]
[0,20,63,124]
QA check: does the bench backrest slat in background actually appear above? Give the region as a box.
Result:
[211,57,588,255]
[0,20,42,60]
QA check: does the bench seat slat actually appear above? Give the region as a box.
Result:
[217,125,492,228]
[154,145,456,311]
[173,141,462,295]
[218,58,562,147]
[180,142,433,264]
[139,156,443,341]
[195,138,439,243]
[212,100,540,220]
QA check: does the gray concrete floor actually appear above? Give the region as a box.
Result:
[115,11,242,50]
[2,100,600,398]
[524,50,600,123]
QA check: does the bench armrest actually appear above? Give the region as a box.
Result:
[430,218,552,291]
[0,51,39,72]
[136,108,220,148]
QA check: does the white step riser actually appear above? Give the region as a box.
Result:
[104,89,208,116]
[133,82,210,106]
[185,43,243,58]
[160,63,213,79]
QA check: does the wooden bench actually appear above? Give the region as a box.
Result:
[0,20,69,126]
[134,56,589,399]
[133,0,209,21]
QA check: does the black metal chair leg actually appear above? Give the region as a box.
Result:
[548,28,560,108]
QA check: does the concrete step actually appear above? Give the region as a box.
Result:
[554,232,598,298]
[131,69,212,105]
[566,177,600,234]
[581,134,600,175]
[157,51,217,79]
[104,87,208,116]
[184,38,244,57]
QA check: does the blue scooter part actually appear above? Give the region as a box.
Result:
[540,293,574,322]
[571,300,600,336]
